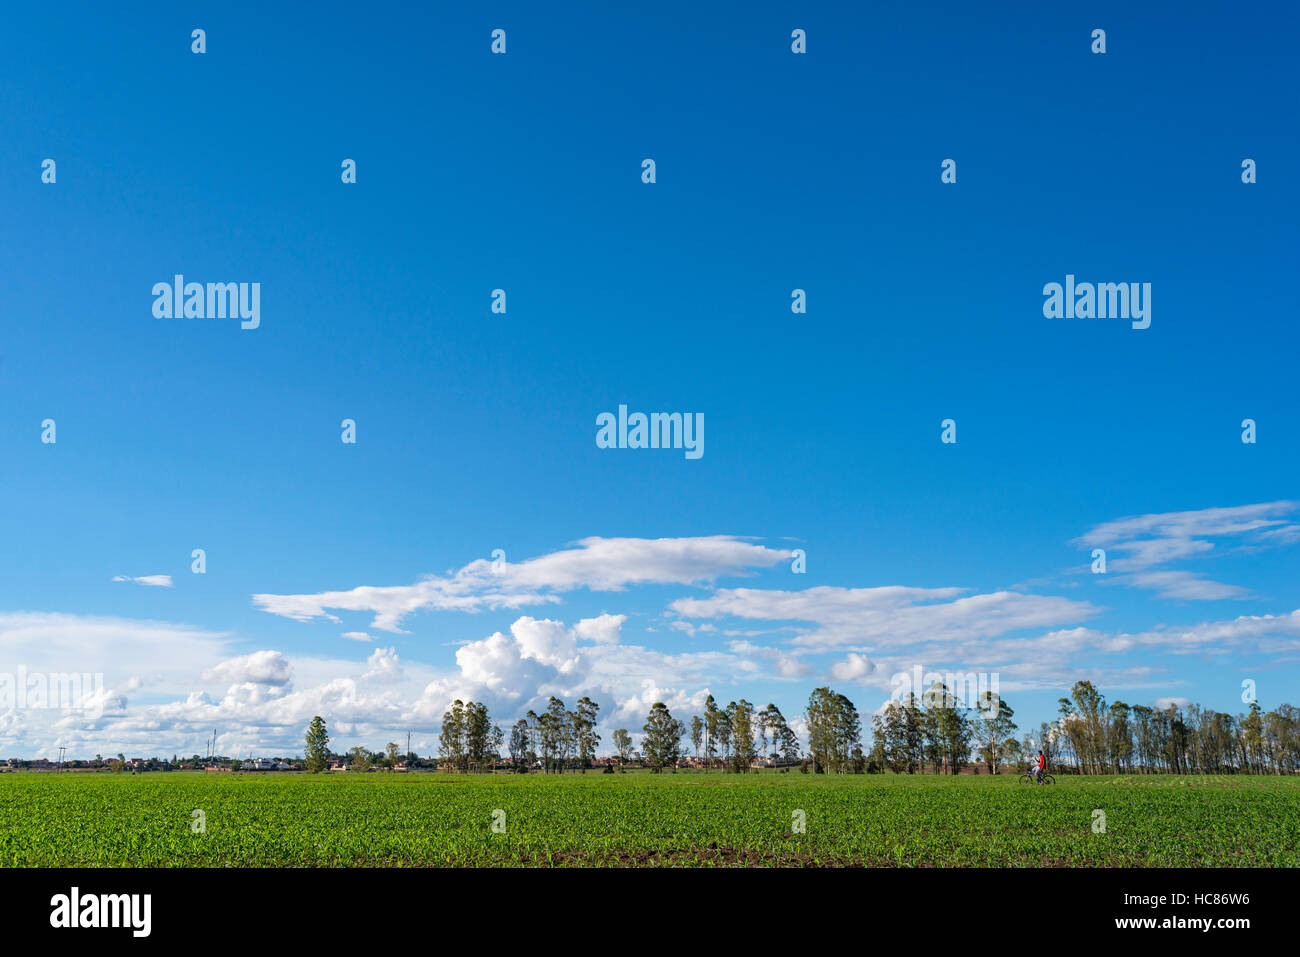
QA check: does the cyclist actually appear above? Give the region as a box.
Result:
[1035,749,1046,783]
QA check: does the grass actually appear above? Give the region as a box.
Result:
[2,770,1297,867]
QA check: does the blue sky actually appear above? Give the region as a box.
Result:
[1,2,1297,758]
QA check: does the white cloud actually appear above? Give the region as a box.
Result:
[614,679,708,722]
[573,613,626,644]
[8,514,1299,759]
[671,585,1098,651]
[1124,609,1300,652]
[0,612,231,688]
[830,652,873,682]
[1257,525,1300,545]
[403,616,798,736]
[1125,571,1249,601]
[112,575,174,588]
[1078,502,1297,555]
[725,640,811,678]
[202,650,292,687]
[252,536,792,633]
[509,617,582,674]
[362,647,403,681]
[1076,501,1298,599]
[4,603,1299,761]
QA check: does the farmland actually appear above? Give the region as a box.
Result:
[1,771,1297,867]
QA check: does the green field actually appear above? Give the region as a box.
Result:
[2,770,1298,867]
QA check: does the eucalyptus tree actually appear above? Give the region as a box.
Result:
[703,695,721,769]
[642,703,685,772]
[728,700,756,772]
[439,700,469,771]
[509,719,530,771]
[974,691,1017,775]
[612,728,634,766]
[574,696,601,770]
[304,716,330,774]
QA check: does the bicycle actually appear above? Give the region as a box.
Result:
[1018,770,1055,785]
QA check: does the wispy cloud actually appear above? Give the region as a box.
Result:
[670,585,1099,651]
[1124,570,1249,601]
[1075,501,1299,599]
[112,575,174,588]
[253,536,793,633]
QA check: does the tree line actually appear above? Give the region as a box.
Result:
[1034,680,1299,775]
[871,679,1300,776]
[298,681,1300,775]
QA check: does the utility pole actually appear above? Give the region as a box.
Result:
[58,746,67,772]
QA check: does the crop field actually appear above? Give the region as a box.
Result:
[2,771,1298,867]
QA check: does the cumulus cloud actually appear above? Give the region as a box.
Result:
[404,615,791,733]
[613,679,708,722]
[202,650,292,687]
[362,647,403,681]
[573,613,626,644]
[8,515,1298,759]
[830,652,873,682]
[5,602,1299,760]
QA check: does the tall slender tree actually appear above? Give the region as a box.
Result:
[509,719,529,771]
[612,728,633,766]
[729,700,756,772]
[304,716,330,773]
[974,691,1017,775]
[574,696,601,770]
[439,699,469,771]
